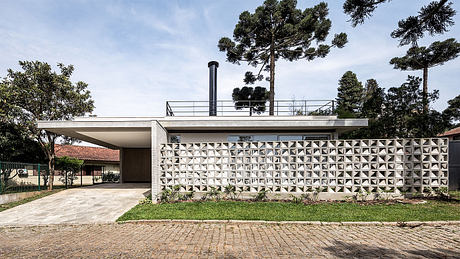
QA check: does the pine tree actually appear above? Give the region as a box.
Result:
[390,38,460,113]
[218,0,347,115]
[343,0,456,46]
[336,71,364,118]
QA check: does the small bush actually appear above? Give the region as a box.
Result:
[224,184,241,200]
[254,189,269,201]
[203,186,221,201]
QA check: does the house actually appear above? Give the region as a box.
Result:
[11,144,119,186]
[38,61,449,200]
[55,144,120,183]
[439,126,460,140]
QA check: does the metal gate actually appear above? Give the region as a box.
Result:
[449,141,460,190]
[0,161,49,194]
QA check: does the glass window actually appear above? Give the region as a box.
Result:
[302,134,330,140]
[227,135,253,142]
[169,135,181,143]
[278,135,303,141]
[253,135,277,142]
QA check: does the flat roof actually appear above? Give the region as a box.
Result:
[38,116,368,148]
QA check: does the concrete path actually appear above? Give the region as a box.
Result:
[0,183,149,226]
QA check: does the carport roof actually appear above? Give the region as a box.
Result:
[38,116,368,149]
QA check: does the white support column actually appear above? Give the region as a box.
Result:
[119,148,124,183]
[151,120,168,203]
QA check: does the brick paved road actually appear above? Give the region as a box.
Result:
[0,222,459,258]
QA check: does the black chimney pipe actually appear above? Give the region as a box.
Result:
[208,61,219,116]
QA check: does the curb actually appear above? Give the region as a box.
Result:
[119,219,460,226]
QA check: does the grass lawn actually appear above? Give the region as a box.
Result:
[118,200,460,222]
[0,189,62,212]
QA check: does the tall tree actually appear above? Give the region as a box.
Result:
[443,94,460,128]
[232,86,269,115]
[0,123,47,163]
[381,76,441,138]
[390,38,460,112]
[218,0,347,115]
[336,71,364,118]
[0,61,94,190]
[362,79,384,119]
[343,0,456,46]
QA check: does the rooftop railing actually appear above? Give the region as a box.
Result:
[165,100,335,116]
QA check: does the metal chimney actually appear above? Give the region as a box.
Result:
[208,61,219,116]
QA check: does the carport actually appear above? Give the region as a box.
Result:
[38,117,156,183]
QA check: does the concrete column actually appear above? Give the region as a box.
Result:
[119,147,124,183]
[151,120,168,203]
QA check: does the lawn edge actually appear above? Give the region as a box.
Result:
[118,219,460,226]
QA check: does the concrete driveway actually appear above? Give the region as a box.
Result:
[0,183,149,226]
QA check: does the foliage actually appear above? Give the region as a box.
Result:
[336,71,364,118]
[443,94,460,127]
[0,61,94,190]
[390,38,460,112]
[343,0,456,46]
[339,74,453,139]
[157,185,194,203]
[0,123,47,163]
[254,189,269,201]
[118,200,460,222]
[102,171,120,183]
[232,86,269,115]
[224,184,241,200]
[55,156,83,186]
[219,0,347,115]
[203,186,221,201]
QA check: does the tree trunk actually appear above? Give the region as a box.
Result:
[48,154,55,190]
[422,67,428,113]
[269,42,275,116]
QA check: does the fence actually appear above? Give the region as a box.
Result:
[0,161,49,194]
[159,138,449,195]
[165,100,335,116]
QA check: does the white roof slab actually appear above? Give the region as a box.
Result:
[38,116,368,148]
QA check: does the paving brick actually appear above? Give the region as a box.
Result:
[1,222,458,258]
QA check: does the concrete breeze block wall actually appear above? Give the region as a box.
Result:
[159,138,448,194]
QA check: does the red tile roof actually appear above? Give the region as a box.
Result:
[439,126,460,137]
[55,144,119,162]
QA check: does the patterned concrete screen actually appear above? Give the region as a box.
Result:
[159,138,448,194]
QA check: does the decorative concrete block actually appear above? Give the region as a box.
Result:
[159,138,448,194]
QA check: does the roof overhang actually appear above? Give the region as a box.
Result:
[38,116,368,148]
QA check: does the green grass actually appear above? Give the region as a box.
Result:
[0,189,62,212]
[118,200,460,222]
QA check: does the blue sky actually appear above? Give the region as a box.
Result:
[0,0,459,116]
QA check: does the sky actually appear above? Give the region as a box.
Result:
[0,0,459,117]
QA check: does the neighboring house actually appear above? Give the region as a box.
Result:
[10,144,119,186]
[439,126,460,140]
[55,144,120,179]
[37,61,449,200]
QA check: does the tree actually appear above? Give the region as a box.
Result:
[218,0,347,115]
[0,61,94,190]
[443,94,460,128]
[0,123,47,163]
[381,76,442,138]
[55,156,83,187]
[390,38,460,113]
[336,71,364,118]
[232,86,269,115]
[362,79,384,119]
[343,0,456,46]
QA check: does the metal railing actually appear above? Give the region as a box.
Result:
[165,100,335,116]
[0,161,49,194]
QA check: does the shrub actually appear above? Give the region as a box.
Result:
[254,189,269,201]
[224,184,241,200]
[203,186,221,201]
